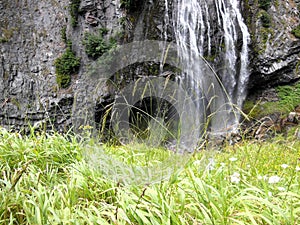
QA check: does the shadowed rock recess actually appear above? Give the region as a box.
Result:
[0,0,300,134]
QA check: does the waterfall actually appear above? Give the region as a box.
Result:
[171,0,250,133]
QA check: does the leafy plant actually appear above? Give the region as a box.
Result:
[83,31,116,59]
[61,26,67,43]
[292,25,300,38]
[0,28,15,43]
[54,43,80,88]
[70,0,81,27]
[260,11,271,28]
[258,0,272,10]
[276,82,300,111]
[56,73,72,89]
[244,82,300,119]
[120,0,133,10]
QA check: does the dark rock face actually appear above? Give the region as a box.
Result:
[0,0,121,132]
[247,0,300,92]
[1,0,300,132]
[0,0,71,132]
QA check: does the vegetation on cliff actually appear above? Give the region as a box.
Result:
[70,0,81,27]
[54,42,80,88]
[243,82,300,119]
[292,25,300,39]
[83,29,117,59]
[258,0,272,11]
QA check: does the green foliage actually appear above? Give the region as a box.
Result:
[55,48,80,76]
[83,31,116,59]
[61,26,67,43]
[243,100,260,118]
[54,45,80,88]
[243,100,286,119]
[260,11,271,28]
[0,38,8,43]
[243,83,300,119]
[256,27,274,54]
[0,127,300,224]
[56,74,71,89]
[276,82,300,111]
[258,0,272,10]
[0,28,14,43]
[120,0,133,10]
[296,60,300,73]
[70,0,81,27]
[291,25,300,38]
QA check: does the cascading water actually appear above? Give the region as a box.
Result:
[171,0,250,133]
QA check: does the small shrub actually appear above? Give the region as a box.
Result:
[291,25,300,38]
[54,46,80,88]
[70,0,81,27]
[243,83,300,119]
[260,11,271,28]
[120,0,133,10]
[0,37,8,43]
[276,82,300,111]
[61,27,67,43]
[56,74,72,89]
[55,48,80,76]
[258,0,272,10]
[83,31,116,59]
[0,28,14,42]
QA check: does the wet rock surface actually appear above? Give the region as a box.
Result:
[248,0,300,91]
[0,0,121,132]
[0,0,70,132]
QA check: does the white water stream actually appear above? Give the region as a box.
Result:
[171,0,250,133]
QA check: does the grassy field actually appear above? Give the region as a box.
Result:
[0,127,300,224]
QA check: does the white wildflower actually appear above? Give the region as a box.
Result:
[257,175,268,181]
[230,172,240,184]
[220,162,226,167]
[296,166,300,172]
[268,191,272,197]
[281,164,289,169]
[268,175,281,184]
[229,157,238,162]
[277,186,286,191]
[193,160,202,166]
[206,158,215,171]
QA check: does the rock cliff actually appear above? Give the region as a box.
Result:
[247,0,300,91]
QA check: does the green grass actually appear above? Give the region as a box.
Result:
[277,82,300,112]
[0,127,300,224]
[243,82,300,119]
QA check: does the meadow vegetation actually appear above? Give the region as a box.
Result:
[0,126,299,224]
[243,82,300,119]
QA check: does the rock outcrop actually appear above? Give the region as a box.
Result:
[0,0,121,132]
[247,0,300,91]
[0,0,71,132]
[1,0,300,133]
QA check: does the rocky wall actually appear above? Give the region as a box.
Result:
[1,0,300,132]
[247,0,300,91]
[0,0,122,132]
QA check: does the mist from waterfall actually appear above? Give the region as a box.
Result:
[170,0,250,133]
